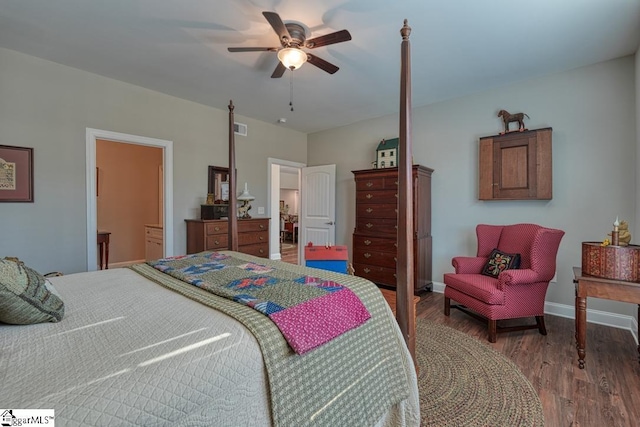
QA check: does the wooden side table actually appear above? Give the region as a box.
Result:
[97,231,111,270]
[573,267,640,369]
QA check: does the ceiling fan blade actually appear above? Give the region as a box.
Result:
[228,47,278,52]
[271,62,286,78]
[307,54,339,74]
[262,11,291,44]
[305,30,352,48]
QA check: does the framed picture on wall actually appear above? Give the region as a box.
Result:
[0,145,33,202]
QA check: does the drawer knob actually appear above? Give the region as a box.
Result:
[394,180,398,186]
[259,236,264,240]
[366,193,373,199]
[365,223,373,228]
[364,253,371,258]
[260,224,265,229]
[214,226,220,231]
[395,208,398,213]
[394,257,397,262]
[364,268,371,273]
[259,249,264,254]
[364,240,371,245]
[366,182,373,187]
[366,208,373,213]
[395,193,398,198]
[393,273,397,278]
[394,243,398,248]
[214,240,220,245]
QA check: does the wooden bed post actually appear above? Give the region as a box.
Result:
[228,100,238,251]
[397,20,417,367]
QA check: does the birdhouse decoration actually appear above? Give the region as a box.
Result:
[375,138,399,168]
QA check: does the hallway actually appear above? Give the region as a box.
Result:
[281,243,298,265]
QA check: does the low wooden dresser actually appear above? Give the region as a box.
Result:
[144,224,163,261]
[185,218,270,258]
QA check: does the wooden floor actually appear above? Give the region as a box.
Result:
[280,242,298,264]
[415,291,640,427]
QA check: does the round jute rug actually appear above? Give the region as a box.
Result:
[416,319,544,427]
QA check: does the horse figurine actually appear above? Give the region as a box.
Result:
[497,110,530,134]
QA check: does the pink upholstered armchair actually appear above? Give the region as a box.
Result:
[443,223,564,343]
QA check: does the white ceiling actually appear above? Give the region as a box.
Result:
[1,0,639,134]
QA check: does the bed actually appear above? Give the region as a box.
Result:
[1,253,419,426]
[1,19,420,427]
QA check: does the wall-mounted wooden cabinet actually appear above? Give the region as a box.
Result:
[479,127,552,200]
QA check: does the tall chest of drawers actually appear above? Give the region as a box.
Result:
[352,165,433,292]
[185,218,270,258]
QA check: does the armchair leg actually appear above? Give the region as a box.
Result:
[488,319,497,343]
[536,315,547,336]
[444,297,451,316]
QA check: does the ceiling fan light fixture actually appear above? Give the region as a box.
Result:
[277,47,307,70]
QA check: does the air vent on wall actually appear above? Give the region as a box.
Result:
[234,122,248,136]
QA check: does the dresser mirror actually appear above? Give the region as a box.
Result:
[207,166,230,204]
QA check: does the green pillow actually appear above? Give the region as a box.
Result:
[0,258,65,324]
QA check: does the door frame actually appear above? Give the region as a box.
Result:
[267,157,305,260]
[86,128,174,271]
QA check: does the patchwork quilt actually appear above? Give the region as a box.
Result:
[148,252,370,354]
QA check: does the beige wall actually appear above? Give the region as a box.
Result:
[308,56,637,318]
[0,47,307,274]
[97,140,162,265]
[279,189,298,216]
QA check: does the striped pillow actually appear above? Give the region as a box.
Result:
[0,258,65,324]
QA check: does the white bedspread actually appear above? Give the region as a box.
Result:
[0,268,419,426]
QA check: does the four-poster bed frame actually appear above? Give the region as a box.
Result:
[225,20,417,364]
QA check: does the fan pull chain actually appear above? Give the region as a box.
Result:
[289,69,294,112]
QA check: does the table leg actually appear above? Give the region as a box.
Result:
[105,239,109,269]
[576,295,587,369]
[574,286,579,349]
[99,242,104,270]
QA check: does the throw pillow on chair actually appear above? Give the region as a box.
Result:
[480,248,521,278]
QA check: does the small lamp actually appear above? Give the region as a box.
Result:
[237,182,255,219]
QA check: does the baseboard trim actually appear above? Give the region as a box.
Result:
[432,281,638,345]
[107,259,145,269]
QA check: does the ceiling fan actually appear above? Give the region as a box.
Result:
[228,11,352,78]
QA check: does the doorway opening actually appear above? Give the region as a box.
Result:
[86,128,174,271]
[268,158,304,261]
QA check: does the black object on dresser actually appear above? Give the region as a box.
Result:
[352,165,433,293]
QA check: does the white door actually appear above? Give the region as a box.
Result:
[299,164,336,264]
